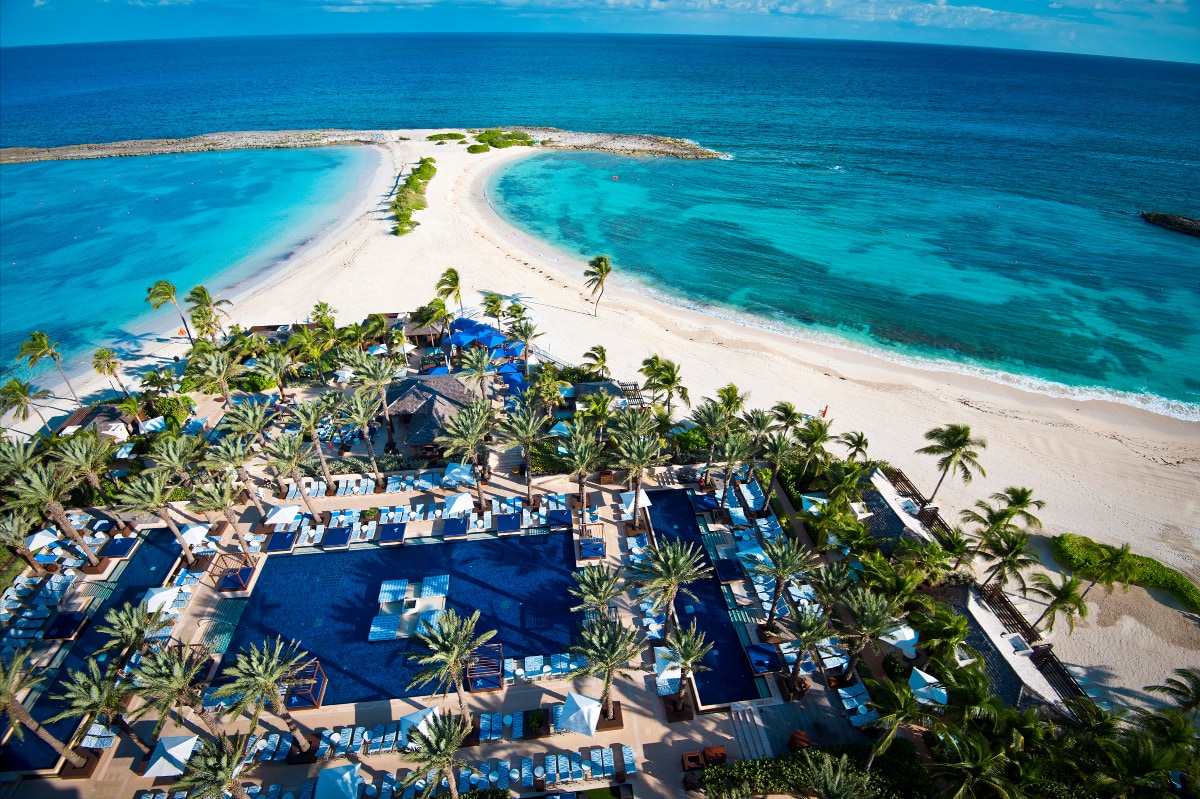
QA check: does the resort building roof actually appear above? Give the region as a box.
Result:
[385,375,473,447]
[54,404,132,439]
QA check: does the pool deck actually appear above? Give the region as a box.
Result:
[9,466,867,799]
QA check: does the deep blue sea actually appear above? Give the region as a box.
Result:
[2,34,1198,415]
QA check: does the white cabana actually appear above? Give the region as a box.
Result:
[442,462,475,486]
[263,504,301,526]
[736,545,769,566]
[559,691,602,737]
[115,443,136,459]
[315,762,362,799]
[179,523,211,548]
[334,369,354,384]
[800,494,828,516]
[144,586,182,613]
[141,416,167,434]
[620,490,652,514]
[23,529,59,551]
[547,420,570,437]
[909,668,948,707]
[882,624,920,660]
[444,492,474,518]
[654,647,682,681]
[100,421,130,442]
[399,705,441,750]
[143,734,198,779]
[367,344,388,356]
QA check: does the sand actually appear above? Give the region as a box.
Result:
[10,130,1200,708]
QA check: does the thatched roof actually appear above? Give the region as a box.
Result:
[386,376,473,447]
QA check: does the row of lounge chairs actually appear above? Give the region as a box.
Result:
[241,731,295,764]
[334,477,376,496]
[838,681,880,727]
[527,745,638,788]
[284,480,326,499]
[503,654,587,683]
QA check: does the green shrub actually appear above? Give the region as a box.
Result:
[235,373,275,393]
[882,652,909,681]
[150,395,195,427]
[167,485,190,503]
[177,375,199,394]
[1051,533,1200,613]
[391,157,437,235]
[467,144,490,154]
[530,439,569,476]
[427,133,466,141]
[672,428,708,453]
[475,129,534,149]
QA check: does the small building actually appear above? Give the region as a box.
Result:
[385,375,473,458]
[55,405,132,441]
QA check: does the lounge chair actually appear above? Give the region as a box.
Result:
[258,733,279,762]
[380,773,396,799]
[622,745,637,777]
[273,734,292,760]
[383,722,398,752]
[849,709,879,727]
[242,734,259,764]
[521,758,534,789]
[315,729,334,759]
[457,767,471,795]
[570,752,583,781]
[510,710,523,740]
[602,746,615,777]
[498,759,510,789]
[298,780,316,799]
[479,713,491,742]
[544,755,557,786]
[333,728,351,758]
[551,702,564,733]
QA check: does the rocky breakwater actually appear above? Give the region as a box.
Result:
[514,127,723,159]
[1139,212,1200,238]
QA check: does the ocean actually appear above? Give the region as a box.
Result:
[2,34,1198,415]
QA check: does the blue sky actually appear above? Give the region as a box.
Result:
[1,0,1197,62]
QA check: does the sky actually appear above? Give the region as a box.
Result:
[0,0,1197,63]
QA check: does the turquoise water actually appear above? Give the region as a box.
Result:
[0,146,377,384]
[488,151,1200,418]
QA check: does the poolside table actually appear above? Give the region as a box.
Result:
[322,526,352,549]
[495,513,521,535]
[265,531,298,553]
[377,522,407,546]
[442,517,469,539]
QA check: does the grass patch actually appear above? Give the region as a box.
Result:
[427,132,466,141]
[0,548,27,594]
[390,157,437,236]
[474,129,535,149]
[467,144,490,154]
[1051,533,1200,613]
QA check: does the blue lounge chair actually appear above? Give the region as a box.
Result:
[274,733,292,760]
[241,734,259,764]
[498,759,510,789]
[492,713,504,741]
[457,767,470,795]
[551,702,564,733]
[571,752,584,781]
[545,754,557,786]
[551,653,570,676]
[603,746,615,777]
[558,754,570,783]
[590,747,604,777]
[383,722,398,752]
[298,780,317,799]
[480,713,491,742]
[315,729,334,759]
[380,773,396,799]
[266,786,282,799]
[369,724,385,754]
[350,726,367,754]
[258,733,280,762]
[332,729,351,758]
[510,710,523,740]
[622,745,637,775]
[521,758,534,789]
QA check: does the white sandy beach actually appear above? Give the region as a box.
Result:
[16,131,1200,707]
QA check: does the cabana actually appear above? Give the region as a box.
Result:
[100,533,139,559]
[495,513,521,535]
[141,416,167,434]
[444,492,474,518]
[144,586,183,613]
[559,692,602,737]
[467,642,504,692]
[746,643,784,675]
[442,517,469,539]
[620,490,652,517]
[316,762,362,799]
[654,647,682,696]
[263,504,301,526]
[399,706,441,750]
[321,525,352,549]
[211,552,256,592]
[546,509,573,529]
[882,624,920,660]
[909,668,948,707]
[143,735,198,779]
[23,529,58,552]
[378,522,407,546]
[443,462,476,488]
[286,658,328,710]
[577,538,605,562]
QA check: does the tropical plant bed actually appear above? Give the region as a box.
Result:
[777,676,810,703]
[1051,533,1200,613]
[595,701,625,731]
[663,696,695,723]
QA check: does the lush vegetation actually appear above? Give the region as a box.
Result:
[473,128,534,149]
[1052,532,1200,612]
[427,132,466,141]
[390,157,437,235]
[466,144,490,154]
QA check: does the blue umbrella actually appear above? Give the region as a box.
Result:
[428,366,450,375]
[502,341,526,357]
[478,330,507,348]
[497,362,520,374]
[449,330,477,347]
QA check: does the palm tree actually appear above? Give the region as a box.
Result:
[436,267,464,313]
[253,351,294,402]
[341,391,385,489]
[715,431,753,510]
[311,301,337,328]
[569,618,641,720]
[960,499,1018,563]
[286,326,331,382]
[910,603,971,665]
[498,399,545,506]
[929,731,1017,799]
[755,538,816,630]
[834,587,901,680]
[0,437,40,486]
[690,400,729,477]
[408,609,497,719]
[584,254,613,316]
[979,528,1040,593]
[1079,542,1137,601]
[771,401,803,435]
[185,285,232,338]
[1092,730,1188,799]
[916,423,987,507]
[10,464,100,566]
[838,430,869,462]
[582,345,610,379]
[215,637,311,751]
[664,620,712,712]
[756,431,795,507]
[148,435,202,487]
[797,417,835,476]
[204,437,266,518]
[146,280,195,344]
[133,643,222,738]
[529,364,570,413]
[576,393,614,444]
[611,433,666,529]
[507,318,541,376]
[175,732,253,799]
[0,510,49,576]
[779,602,829,694]
[0,378,54,435]
[87,347,130,398]
[403,712,471,799]
[818,460,868,514]
[192,350,244,406]
[48,658,151,754]
[354,354,399,447]
[219,402,275,449]
[288,399,335,494]
[991,486,1045,528]
[740,408,776,451]
[641,357,689,419]
[798,752,875,799]
[482,292,505,331]
[55,433,121,518]
[933,525,978,572]
[191,477,253,554]
[863,677,938,771]
[1145,668,1200,722]
[95,601,172,675]
[434,399,494,512]
[458,347,495,401]
[141,367,178,398]
[1027,571,1088,634]
[17,330,80,406]
[116,472,196,567]
[629,540,712,635]
[569,564,625,616]
[264,433,321,519]
[413,297,455,340]
[0,650,88,768]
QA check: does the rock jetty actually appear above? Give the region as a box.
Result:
[1139,212,1200,238]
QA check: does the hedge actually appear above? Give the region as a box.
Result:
[1050,533,1200,613]
[700,744,927,799]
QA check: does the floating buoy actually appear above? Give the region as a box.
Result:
[612,175,618,181]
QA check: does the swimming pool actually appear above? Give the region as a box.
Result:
[645,489,766,707]
[215,532,582,707]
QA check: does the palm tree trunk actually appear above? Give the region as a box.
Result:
[222,509,252,555]
[219,380,232,408]
[85,472,121,518]
[594,285,604,317]
[171,299,195,345]
[230,783,252,799]
[17,546,48,576]
[446,765,461,799]
[454,675,469,720]
[51,505,100,566]
[576,473,586,517]
[378,390,395,447]
[237,468,266,517]
[925,466,950,508]
[271,700,311,752]
[309,432,335,496]
[113,714,152,754]
[290,468,320,520]
[111,371,132,399]
[472,456,487,515]
[189,705,223,737]
[159,510,195,567]
[630,475,642,531]
[53,356,81,406]
[601,672,614,720]
[523,447,534,506]
[9,702,87,768]
[767,583,783,627]
[361,430,384,489]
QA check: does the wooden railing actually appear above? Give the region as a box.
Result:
[976,582,1043,643]
[1030,644,1088,702]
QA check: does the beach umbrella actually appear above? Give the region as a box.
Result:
[497,362,521,374]
[115,443,135,459]
[399,705,441,750]
[559,691,602,737]
[144,586,182,613]
[263,504,301,526]
[179,523,211,548]
[141,416,167,434]
[428,366,450,375]
[736,545,770,568]
[448,330,478,348]
[444,492,474,517]
[477,330,507,349]
[442,462,475,486]
[143,734,198,778]
[316,762,362,799]
[882,624,920,660]
[654,647,682,681]
[501,341,525,357]
[909,668,948,706]
[620,490,652,515]
[23,529,59,552]
[367,344,388,356]
[800,494,828,516]
[547,421,570,438]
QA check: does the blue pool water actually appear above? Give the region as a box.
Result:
[1,530,182,773]
[645,489,762,707]
[216,533,581,707]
